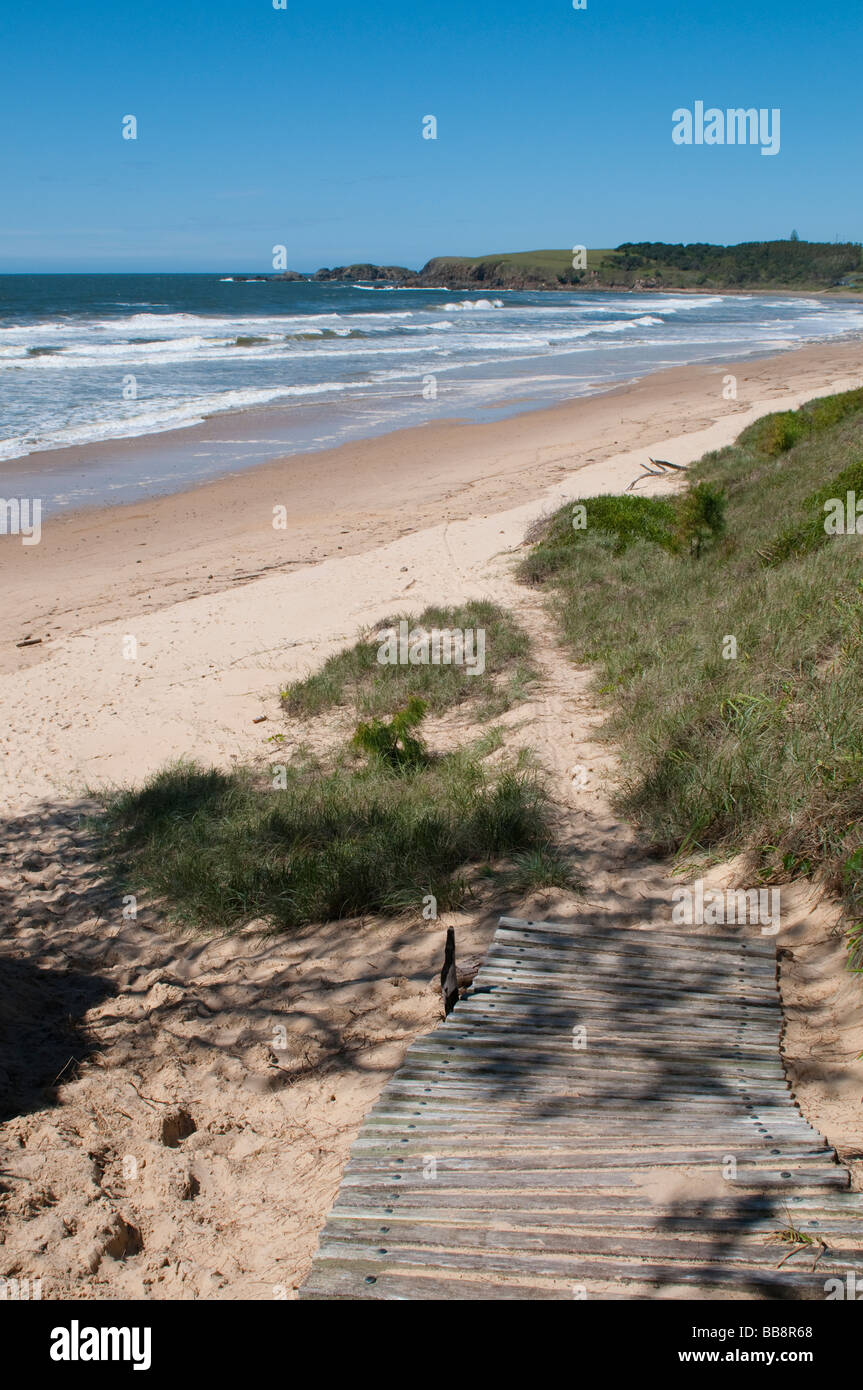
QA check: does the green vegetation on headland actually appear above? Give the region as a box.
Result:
[521,385,863,961]
[255,240,863,292]
[95,604,569,933]
[607,241,863,291]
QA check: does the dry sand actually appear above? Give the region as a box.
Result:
[2,341,862,1299]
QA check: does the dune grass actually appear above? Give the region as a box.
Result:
[517,485,727,584]
[740,385,863,458]
[759,457,863,567]
[521,386,863,955]
[518,495,679,585]
[96,738,571,934]
[280,599,535,719]
[95,595,574,934]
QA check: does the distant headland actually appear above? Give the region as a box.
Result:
[228,241,863,293]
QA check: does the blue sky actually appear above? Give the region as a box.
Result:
[1,0,860,271]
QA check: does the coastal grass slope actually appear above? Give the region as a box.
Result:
[426,241,863,291]
[521,385,863,956]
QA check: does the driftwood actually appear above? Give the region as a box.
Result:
[625,461,663,492]
[649,456,689,472]
[456,953,484,991]
[626,456,689,491]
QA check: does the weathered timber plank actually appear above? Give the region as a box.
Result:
[298,916,858,1301]
[496,917,777,957]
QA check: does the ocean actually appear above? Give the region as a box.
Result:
[2,273,863,512]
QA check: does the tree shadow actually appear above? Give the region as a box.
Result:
[0,792,454,1119]
[0,955,113,1124]
[0,796,119,1123]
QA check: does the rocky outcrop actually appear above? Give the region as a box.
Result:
[416,257,580,291]
[307,259,585,290]
[312,264,418,284]
[227,256,609,292]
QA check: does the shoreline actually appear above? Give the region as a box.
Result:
[8,327,863,515]
[2,338,862,683]
[4,290,863,512]
[1,336,862,807]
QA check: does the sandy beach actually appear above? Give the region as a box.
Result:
[2,339,863,1299]
[5,339,863,682]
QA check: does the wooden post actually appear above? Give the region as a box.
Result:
[440,927,459,1016]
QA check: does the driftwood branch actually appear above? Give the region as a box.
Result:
[626,456,690,491]
[626,461,664,492]
[649,457,689,472]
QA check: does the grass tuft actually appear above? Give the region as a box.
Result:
[352,696,430,770]
[502,846,581,894]
[280,600,534,717]
[95,745,560,933]
[518,495,678,585]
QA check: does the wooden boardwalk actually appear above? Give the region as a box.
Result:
[300,916,863,1299]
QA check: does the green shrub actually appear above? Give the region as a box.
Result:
[677,482,727,558]
[352,697,429,770]
[518,494,677,584]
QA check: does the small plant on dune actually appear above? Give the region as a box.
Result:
[676,482,727,558]
[351,696,429,770]
[503,846,580,893]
